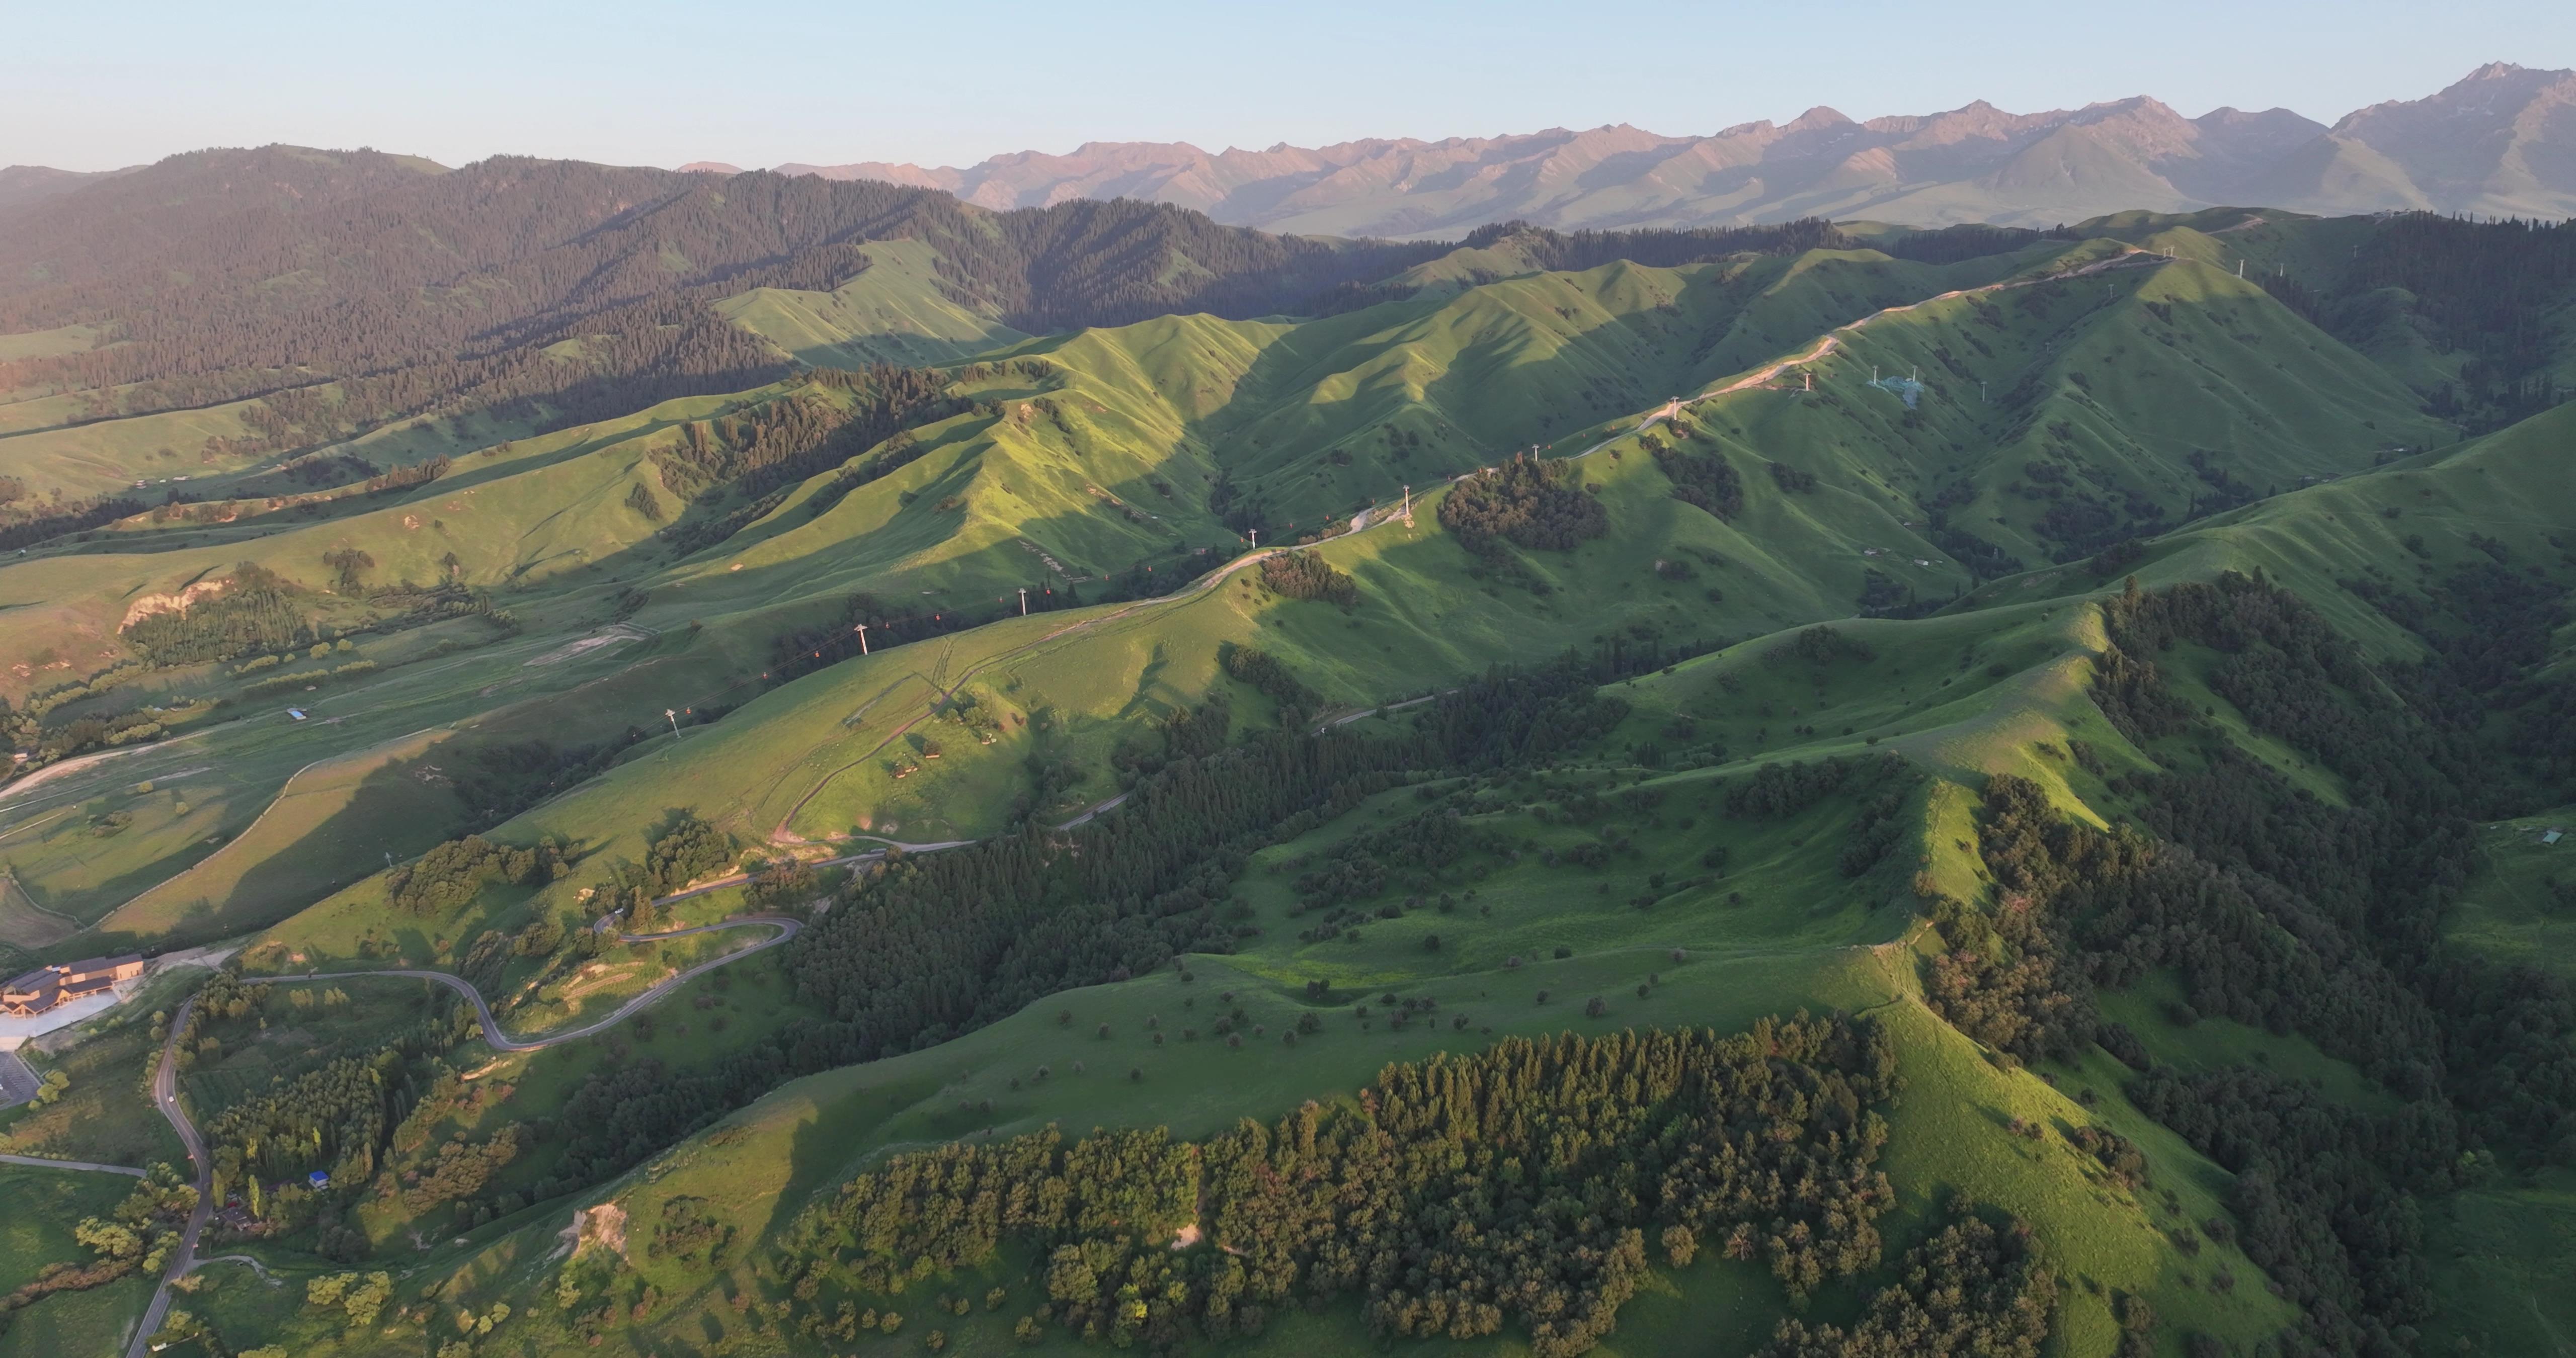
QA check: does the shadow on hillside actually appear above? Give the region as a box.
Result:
[1162,261,1810,533]
[84,740,474,956]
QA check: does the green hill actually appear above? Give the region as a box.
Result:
[714,238,1032,368]
[3,208,2573,1358]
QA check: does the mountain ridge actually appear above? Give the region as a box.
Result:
[755,63,2576,235]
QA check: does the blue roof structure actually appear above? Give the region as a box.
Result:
[1868,375,1924,409]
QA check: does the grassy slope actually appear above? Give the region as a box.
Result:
[217,622,2303,1358]
[12,246,2074,952]
[713,238,1031,368]
[235,407,2576,1354]
[1959,397,2576,658]
[10,226,2563,1355]
[0,1162,132,1287]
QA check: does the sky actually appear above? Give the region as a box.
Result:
[6,0,2573,172]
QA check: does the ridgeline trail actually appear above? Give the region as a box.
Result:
[760,244,2176,847]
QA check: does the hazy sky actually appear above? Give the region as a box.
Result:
[7,0,2572,172]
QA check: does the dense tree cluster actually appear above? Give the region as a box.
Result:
[2130,1065,2443,1341]
[1766,460,1819,493]
[784,731,1409,1061]
[1218,642,1320,723]
[1438,453,1606,555]
[1765,625,1877,670]
[120,563,316,666]
[780,1016,1897,1356]
[399,1124,530,1211]
[1285,807,1504,915]
[448,738,636,828]
[1257,549,1358,606]
[1879,222,2071,265]
[386,834,570,916]
[1756,1210,2056,1358]
[0,493,143,552]
[1650,437,1745,519]
[1722,754,1903,820]
[594,812,734,926]
[1927,523,2026,580]
[198,998,468,1197]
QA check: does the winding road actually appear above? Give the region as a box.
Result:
[123,913,798,1358]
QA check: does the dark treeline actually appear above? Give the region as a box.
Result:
[1220,642,1321,726]
[0,150,1440,452]
[2257,213,2576,430]
[783,732,1415,1059]
[1284,803,1507,924]
[1926,571,2576,1355]
[593,811,735,927]
[654,364,975,503]
[650,364,977,555]
[1722,753,1919,879]
[544,646,1686,1205]
[0,493,143,552]
[2351,215,2576,392]
[1879,222,2073,266]
[776,1016,1898,1356]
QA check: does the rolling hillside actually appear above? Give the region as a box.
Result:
[138,397,2576,1358]
[2,199,2572,1358]
[0,221,2448,956]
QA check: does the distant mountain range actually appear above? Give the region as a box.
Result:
[679,62,2576,237]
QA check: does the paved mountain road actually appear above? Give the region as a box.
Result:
[124,913,796,1358]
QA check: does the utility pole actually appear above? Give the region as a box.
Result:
[1401,485,1410,519]
[1980,380,1988,403]
[1017,587,1027,616]
[1249,529,1258,550]
[665,708,682,740]
[853,623,868,656]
